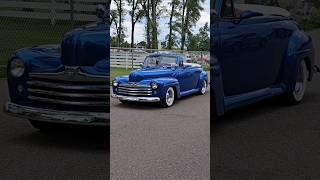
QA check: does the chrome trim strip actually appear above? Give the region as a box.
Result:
[118,92,152,96]
[119,84,151,88]
[118,87,152,91]
[28,88,109,98]
[27,81,108,90]
[28,96,109,106]
[112,94,160,102]
[4,102,109,126]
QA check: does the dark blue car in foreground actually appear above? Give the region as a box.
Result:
[4,6,109,129]
[211,0,315,116]
[112,54,208,107]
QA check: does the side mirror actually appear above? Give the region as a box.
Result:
[96,4,108,22]
[240,10,263,20]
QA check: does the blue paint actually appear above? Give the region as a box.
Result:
[113,54,208,101]
[211,1,315,116]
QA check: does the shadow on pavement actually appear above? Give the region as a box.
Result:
[8,126,109,153]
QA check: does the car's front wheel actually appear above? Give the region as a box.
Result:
[160,87,175,107]
[284,60,308,104]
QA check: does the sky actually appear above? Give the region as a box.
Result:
[110,0,210,45]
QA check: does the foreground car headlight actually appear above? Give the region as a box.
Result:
[10,58,25,78]
[151,82,158,89]
[113,80,118,87]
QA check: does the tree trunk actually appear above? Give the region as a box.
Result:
[151,0,158,49]
[180,0,188,50]
[167,1,175,50]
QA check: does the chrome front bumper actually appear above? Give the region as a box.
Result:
[4,102,109,126]
[112,94,160,102]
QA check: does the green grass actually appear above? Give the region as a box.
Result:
[110,67,132,81]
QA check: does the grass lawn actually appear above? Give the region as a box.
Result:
[110,67,133,81]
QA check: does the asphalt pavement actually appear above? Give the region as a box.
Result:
[110,88,210,179]
[0,79,109,180]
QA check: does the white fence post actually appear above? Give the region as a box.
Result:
[50,0,56,25]
[125,52,128,70]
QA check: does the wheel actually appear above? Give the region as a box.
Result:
[198,80,207,95]
[283,60,308,104]
[160,87,175,107]
[29,120,55,131]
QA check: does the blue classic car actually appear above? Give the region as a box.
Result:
[112,54,208,107]
[211,0,316,116]
[3,6,109,129]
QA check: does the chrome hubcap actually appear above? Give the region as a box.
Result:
[201,81,207,94]
[293,61,307,101]
[166,87,174,106]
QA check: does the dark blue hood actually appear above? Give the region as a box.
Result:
[129,67,176,82]
[61,22,109,66]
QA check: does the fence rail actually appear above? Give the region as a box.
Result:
[0,0,107,24]
[110,47,210,69]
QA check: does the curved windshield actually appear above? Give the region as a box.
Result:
[144,56,177,67]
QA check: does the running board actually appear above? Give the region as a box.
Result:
[180,89,200,97]
[224,86,284,111]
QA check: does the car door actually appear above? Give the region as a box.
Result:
[175,59,195,92]
[217,0,289,96]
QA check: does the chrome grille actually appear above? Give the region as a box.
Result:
[27,71,109,112]
[118,84,152,96]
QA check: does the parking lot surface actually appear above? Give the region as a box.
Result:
[110,88,210,179]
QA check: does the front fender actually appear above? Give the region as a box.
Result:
[152,78,181,99]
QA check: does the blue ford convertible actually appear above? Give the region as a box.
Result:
[112,54,208,107]
[3,6,109,129]
[211,0,316,116]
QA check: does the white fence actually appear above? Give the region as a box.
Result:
[111,47,210,69]
[0,0,108,24]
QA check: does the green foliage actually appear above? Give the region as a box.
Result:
[187,23,209,51]
[298,13,320,31]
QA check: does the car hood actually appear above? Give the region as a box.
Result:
[14,44,108,76]
[129,67,176,82]
[61,22,109,66]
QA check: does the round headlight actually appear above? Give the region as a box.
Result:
[10,58,25,78]
[113,80,118,87]
[151,82,158,89]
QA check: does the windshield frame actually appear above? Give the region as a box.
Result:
[143,55,179,67]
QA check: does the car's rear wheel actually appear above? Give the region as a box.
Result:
[160,87,175,107]
[198,80,207,95]
[284,60,308,104]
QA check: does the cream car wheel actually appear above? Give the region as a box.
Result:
[200,80,207,95]
[161,87,175,107]
[292,60,308,102]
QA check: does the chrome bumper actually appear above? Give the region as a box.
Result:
[112,94,160,102]
[4,102,109,126]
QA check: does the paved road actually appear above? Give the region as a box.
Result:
[212,31,320,179]
[110,88,210,179]
[0,79,109,180]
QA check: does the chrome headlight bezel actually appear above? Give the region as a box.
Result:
[113,80,119,87]
[151,82,158,89]
[10,58,25,78]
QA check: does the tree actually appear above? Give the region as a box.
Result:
[179,0,205,50]
[187,23,209,51]
[113,0,125,47]
[140,0,162,49]
[167,0,180,49]
[127,0,144,48]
